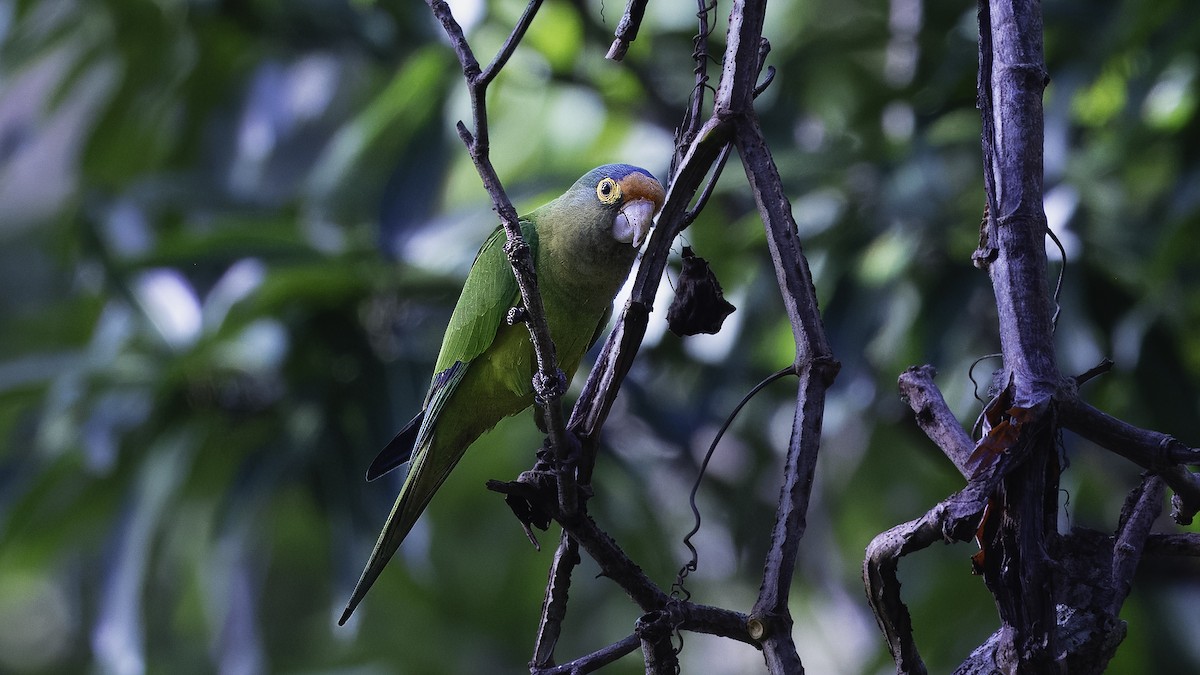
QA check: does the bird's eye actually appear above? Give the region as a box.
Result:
[596,177,621,205]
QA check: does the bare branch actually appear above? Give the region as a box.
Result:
[1143,533,1200,556]
[605,0,650,61]
[741,112,839,669]
[682,143,732,227]
[568,113,733,446]
[479,0,544,85]
[975,0,1059,406]
[898,365,976,476]
[533,531,581,668]
[427,0,578,517]
[864,1,1197,672]
[532,634,640,675]
[636,611,678,674]
[865,459,1015,673]
[1071,358,1113,387]
[971,1,1062,667]
[864,517,946,675]
[1058,397,1200,524]
[1110,475,1165,613]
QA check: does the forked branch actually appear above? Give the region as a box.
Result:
[432,0,835,672]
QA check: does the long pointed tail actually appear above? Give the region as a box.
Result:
[338,443,463,625]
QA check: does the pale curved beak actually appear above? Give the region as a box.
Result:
[613,199,657,248]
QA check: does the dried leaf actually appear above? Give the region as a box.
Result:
[966,377,1033,476]
[667,246,736,336]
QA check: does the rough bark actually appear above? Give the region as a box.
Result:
[864,2,1200,673]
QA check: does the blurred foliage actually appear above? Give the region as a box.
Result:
[0,0,1197,673]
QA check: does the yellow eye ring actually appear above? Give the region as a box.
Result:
[596,177,621,205]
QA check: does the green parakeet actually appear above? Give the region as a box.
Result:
[339,164,666,625]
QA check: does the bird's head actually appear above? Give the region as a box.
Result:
[580,164,666,248]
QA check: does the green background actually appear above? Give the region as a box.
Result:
[1,0,1197,672]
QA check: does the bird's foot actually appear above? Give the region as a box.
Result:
[506,306,529,325]
[503,237,530,262]
[533,369,568,407]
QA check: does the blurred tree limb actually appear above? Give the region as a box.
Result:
[864,1,1200,673]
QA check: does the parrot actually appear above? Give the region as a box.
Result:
[339,164,666,625]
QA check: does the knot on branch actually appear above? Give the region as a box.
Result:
[504,236,531,262]
[534,369,569,407]
[1153,436,1178,472]
[747,615,767,642]
[746,611,789,643]
[796,354,841,386]
[998,61,1050,89]
[635,609,676,642]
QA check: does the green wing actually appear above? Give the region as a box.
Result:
[434,220,539,373]
[365,221,539,480]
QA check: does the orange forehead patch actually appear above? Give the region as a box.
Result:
[617,172,666,213]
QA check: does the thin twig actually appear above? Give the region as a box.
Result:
[1072,358,1113,387]
[682,143,733,227]
[605,0,651,61]
[480,0,543,85]
[671,0,719,181]
[1110,475,1165,613]
[427,0,578,517]
[532,530,581,667]
[898,365,976,476]
[1058,397,1200,524]
[532,634,641,675]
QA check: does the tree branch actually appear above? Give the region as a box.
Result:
[713,4,839,669]
[532,530,581,668]
[532,633,640,675]
[604,0,650,61]
[861,1,1200,672]
[1110,475,1165,614]
[1058,397,1200,524]
[898,365,976,477]
[975,0,1058,405]
[971,1,1061,668]
[427,0,579,519]
[1143,532,1200,556]
[432,1,873,672]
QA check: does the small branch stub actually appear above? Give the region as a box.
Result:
[748,615,767,641]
